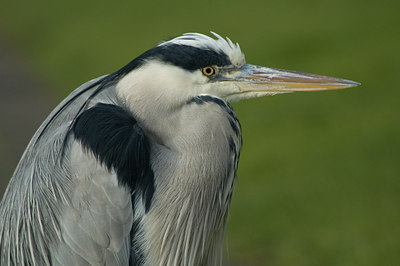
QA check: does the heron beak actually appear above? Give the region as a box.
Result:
[221,64,360,100]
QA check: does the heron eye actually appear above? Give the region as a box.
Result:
[202,66,215,76]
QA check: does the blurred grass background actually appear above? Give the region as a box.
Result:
[0,0,399,265]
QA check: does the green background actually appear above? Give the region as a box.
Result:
[1,0,399,265]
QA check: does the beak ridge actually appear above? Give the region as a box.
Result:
[235,64,360,93]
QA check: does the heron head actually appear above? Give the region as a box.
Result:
[116,32,359,111]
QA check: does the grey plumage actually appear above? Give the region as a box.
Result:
[0,32,359,265]
[1,77,133,265]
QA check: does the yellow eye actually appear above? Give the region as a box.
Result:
[202,66,215,76]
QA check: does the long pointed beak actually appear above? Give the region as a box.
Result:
[225,64,360,97]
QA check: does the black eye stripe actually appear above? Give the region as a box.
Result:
[115,44,232,76]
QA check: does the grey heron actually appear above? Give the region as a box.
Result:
[0,32,359,265]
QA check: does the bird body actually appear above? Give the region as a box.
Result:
[0,32,358,265]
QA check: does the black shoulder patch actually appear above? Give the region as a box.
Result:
[72,103,155,212]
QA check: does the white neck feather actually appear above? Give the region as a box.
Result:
[141,101,238,266]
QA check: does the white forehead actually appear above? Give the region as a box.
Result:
[159,32,246,67]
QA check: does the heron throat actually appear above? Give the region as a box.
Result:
[132,95,242,266]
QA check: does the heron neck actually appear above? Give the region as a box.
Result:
[137,97,241,266]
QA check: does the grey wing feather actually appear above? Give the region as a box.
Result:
[0,76,134,265]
